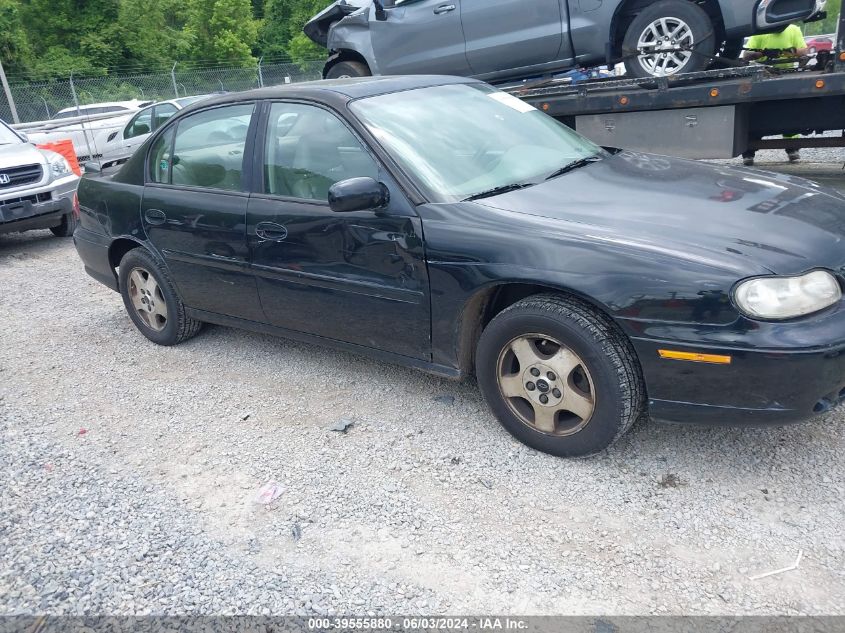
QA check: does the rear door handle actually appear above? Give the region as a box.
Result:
[255,222,288,242]
[144,208,167,225]
[434,4,455,14]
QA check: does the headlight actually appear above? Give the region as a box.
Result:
[47,152,72,178]
[734,270,842,320]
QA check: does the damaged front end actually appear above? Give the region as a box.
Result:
[303,0,373,48]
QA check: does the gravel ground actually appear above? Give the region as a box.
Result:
[2,167,845,615]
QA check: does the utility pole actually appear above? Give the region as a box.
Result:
[0,59,20,124]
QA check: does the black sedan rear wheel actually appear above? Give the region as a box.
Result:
[476,294,645,457]
[118,248,202,346]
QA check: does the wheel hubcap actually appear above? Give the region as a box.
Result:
[637,17,694,76]
[128,267,168,332]
[496,334,596,437]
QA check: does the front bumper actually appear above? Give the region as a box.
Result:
[629,305,845,425]
[0,176,78,234]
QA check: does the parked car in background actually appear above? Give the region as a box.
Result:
[52,100,152,121]
[0,119,79,237]
[805,34,835,54]
[23,100,154,162]
[98,95,213,164]
[74,77,845,458]
[306,0,827,80]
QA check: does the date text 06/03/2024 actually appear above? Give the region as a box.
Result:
[306,618,529,630]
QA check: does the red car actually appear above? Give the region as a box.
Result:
[805,35,834,54]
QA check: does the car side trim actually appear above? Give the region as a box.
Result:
[250,263,425,304]
[186,307,461,379]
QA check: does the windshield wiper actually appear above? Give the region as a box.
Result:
[463,182,533,202]
[545,155,602,181]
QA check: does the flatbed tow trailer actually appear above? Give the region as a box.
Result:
[506,11,845,160]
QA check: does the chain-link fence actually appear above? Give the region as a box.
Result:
[0,59,325,124]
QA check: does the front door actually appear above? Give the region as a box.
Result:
[461,0,569,75]
[370,0,471,76]
[247,101,430,360]
[141,102,263,321]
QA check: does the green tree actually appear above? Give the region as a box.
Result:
[260,0,328,63]
[185,0,259,63]
[0,0,32,74]
[117,0,191,69]
[19,0,123,77]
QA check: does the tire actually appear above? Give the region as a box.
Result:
[118,248,202,346]
[325,60,371,79]
[622,0,715,78]
[476,294,645,458]
[50,212,78,237]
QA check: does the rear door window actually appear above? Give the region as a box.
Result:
[169,104,254,192]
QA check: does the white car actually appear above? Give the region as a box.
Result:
[98,95,212,163]
[23,100,154,162]
[52,100,152,120]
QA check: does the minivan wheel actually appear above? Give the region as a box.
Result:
[622,0,715,78]
[476,295,645,457]
[325,60,371,79]
[118,248,202,346]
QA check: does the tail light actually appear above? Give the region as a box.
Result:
[73,192,80,218]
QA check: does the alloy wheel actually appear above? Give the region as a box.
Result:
[636,17,695,76]
[496,334,596,437]
[128,267,168,332]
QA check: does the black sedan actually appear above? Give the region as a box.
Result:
[74,76,845,457]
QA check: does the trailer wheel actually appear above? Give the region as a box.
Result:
[622,0,715,78]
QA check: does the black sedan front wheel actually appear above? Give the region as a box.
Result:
[477,295,645,457]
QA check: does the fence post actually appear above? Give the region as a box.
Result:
[70,72,96,161]
[171,62,179,98]
[0,59,20,124]
[257,56,265,88]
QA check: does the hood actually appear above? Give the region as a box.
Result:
[0,142,47,170]
[304,0,371,47]
[475,151,845,276]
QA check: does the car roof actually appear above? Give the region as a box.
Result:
[188,75,479,111]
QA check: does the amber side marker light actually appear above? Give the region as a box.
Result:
[840,52,845,61]
[815,79,826,89]
[658,349,732,365]
[710,88,720,97]
[619,96,629,105]
[542,103,550,111]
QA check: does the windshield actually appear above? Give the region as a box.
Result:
[349,83,603,202]
[0,120,22,145]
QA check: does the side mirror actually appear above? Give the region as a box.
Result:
[328,177,389,213]
[374,0,388,21]
[83,161,102,174]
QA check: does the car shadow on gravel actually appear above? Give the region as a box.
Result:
[0,230,69,258]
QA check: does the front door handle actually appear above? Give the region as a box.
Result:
[144,208,167,226]
[433,4,456,14]
[255,222,288,242]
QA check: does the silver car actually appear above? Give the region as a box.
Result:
[306,0,827,80]
[0,120,79,237]
[98,95,212,164]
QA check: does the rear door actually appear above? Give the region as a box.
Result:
[461,0,569,75]
[141,103,264,321]
[370,0,472,75]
